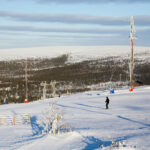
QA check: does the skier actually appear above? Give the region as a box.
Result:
[105,97,110,109]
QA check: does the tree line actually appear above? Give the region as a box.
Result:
[0,54,149,104]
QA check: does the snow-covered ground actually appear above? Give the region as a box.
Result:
[0,46,150,62]
[0,86,150,150]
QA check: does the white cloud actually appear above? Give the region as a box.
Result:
[1,11,150,26]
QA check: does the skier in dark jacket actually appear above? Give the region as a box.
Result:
[105,97,110,109]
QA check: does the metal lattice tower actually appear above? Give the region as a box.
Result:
[41,81,47,100]
[50,80,56,98]
[130,16,136,88]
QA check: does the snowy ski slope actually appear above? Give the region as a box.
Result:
[0,86,150,150]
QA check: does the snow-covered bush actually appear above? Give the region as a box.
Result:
[111,140,126,148]
[39,100,72,135]
[100,140,127,149]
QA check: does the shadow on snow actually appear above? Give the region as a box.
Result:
[82,136,112,150]
[117,115,150,128]
[56,104,109,116]
[8,116,45,150]
[30,116,44,136]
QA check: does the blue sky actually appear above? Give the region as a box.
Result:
[0,0,150,49]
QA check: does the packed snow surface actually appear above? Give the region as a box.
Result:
[0,86,150,150]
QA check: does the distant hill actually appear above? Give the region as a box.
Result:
[0,46,150,104]
[0,46,150,62]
